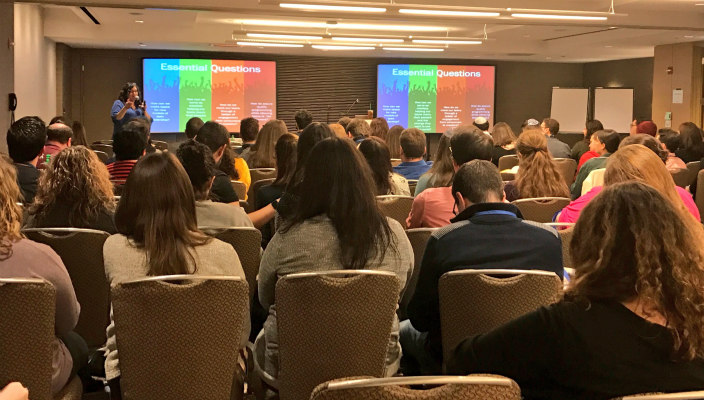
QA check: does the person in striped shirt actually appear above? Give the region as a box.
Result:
[107,123,146,182]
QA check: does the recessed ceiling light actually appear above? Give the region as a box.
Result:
[332,37,404,43]
[280,3,386,12]
[383,47,445,52]
[412,39,482,45]
[138,43,146,47]
[312,45,376,50]
[512,13,608,21]
[684,35,695,38]
[234,19,445,32]
[398,9,500,17]
[236,41,304,47]
[604,45,613,48]
[135,20,144,23]
[247,33,323,40]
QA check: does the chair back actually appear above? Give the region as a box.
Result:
[90,143,113,158]
[311,375,521,400]
[686,161,701,178]
[696,169,704,219]
[376,195,414,228]
[0,278,55,400]
[545,223,575,270]
[670,168,694,188]
[500,171,516,181]
[151,140,169,151]
[276,270,400,400]
[249,178,276,210]
[439,269,562,363]
[22,228,111,348]
[553,158,577,186]
[407,179,418,196]
[200,227,262,302]
[249,169,277,203]
[511,197,571,223]
[94,150,109,164]
[497,155,519,171]
[398,228,437,320]
[616,391,704,399]
[231,180,247,201]
[111,275,248,400]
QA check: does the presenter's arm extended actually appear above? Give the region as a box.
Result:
[113,99,134,121]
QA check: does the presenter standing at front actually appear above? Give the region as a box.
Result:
[111,82,152,139]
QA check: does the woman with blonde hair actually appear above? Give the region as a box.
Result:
[242,119,287,168]
[503,130,570,202]
[414,131,454,196]
[557,144,700,223]
[449,181,704,398]
[27,146,117,233]
[0,155,85,395]
[490,122,517,166]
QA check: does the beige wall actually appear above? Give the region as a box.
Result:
[0,3,14,154]
[652,43,703,130]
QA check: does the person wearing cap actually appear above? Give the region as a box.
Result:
[473,117,490,135]
[540,118,571,159]
[635,120,657,137]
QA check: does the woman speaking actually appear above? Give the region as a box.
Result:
[111,82,152,139]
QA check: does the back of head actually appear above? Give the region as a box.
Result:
[328,123,347,139]
[294,109,313,131]
[400,128,426,159]
[473,117,489,132]
[176,140,215,200]
[386,125,404,158]
[46,123,73,144]
[346,118,371,140]
[239,117,259,142]
[637,120,658,137]
[113,124,147,161]
[71,121,88,146]
[7,116,47,163]
[195,121,229,153]
[50,116,67,125]
[0,154,23,257]
[585,119,603,140]
[251,119,287,168]
[184,117,204,140]
[521,118,540,132]
[358,137,393,195]
[619,134,668,163]
[296,122,335,170]
[490,122,517,147]
[568,181,704,361]
[515,130,569,198]
[452,160,503,204]
[288,136,393,269]
[337,116,351,131]
[32,146,113,224]
[542,118,560,136]
[449,125,493,165]
[594,129,621,154]
[679,122,703,151]
[370,117,389,140]
[658,129,680,153]
[427,132,455,188]
[274,133,298,187]
[115,152,209,276]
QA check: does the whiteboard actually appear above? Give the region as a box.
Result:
[594,88,634,134]
[550,88,589,133]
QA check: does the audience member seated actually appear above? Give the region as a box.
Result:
[571,129,620,199]
[635,120,658,137]
[489,122,517,166]
[504,130,570,202]
[238,117,259,154]
[540,118,570,159]
[359,137,411,196]
[401,159,563,375]
[0,155,87,395]
[414,130,454,196]
[242,119,287,168]
[473,117,490,135]
[448,181,704,399]
[393,128,432,179]
[328,123,347,139]
[571,119,603,162]
[107,122,147,182]
[71,121,88,147]
[176,140,252,229]
[658,129,687,171]
[370,117,389,141]
[127,117,158,154]
[557,144,700,223]
[675,122,704,163]
[294,109,313,134]
[103,152,249,390]
[41,123,72,164]
[387,125,404,159]
[521,118,540,132]
[26,146,117,233]
[407,126,493,228]
[346,118,371,144]
[218,144,251,197]
[184,116,204,140]
[337,116,351,132]
[256,136,412,378]
[6,116,46,203]
[195,121,239,203]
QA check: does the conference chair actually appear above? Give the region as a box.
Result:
[407,179,418,196]
[249,168,277,204]
[696,170,704,219]
[93,150,109,164]
[111,275,249,400]
[0,278,83,400]
[398,228,437,320]
[545,223,575,271]
[391,158,402,167]
[553,158,578,186]
[90,143,113,158]
[199,226,262,303]
[231,180,248,201]
[253,270,400,400]
[686,161,700,182]
[438,269,562,365]
[22,228,111,348]
[511,197,571,223]
[500,171,516,181]
[249,178,276,211]
[151,140,168,152]
[310,375,521,400]
[615,391,704,399]
[670,168,692,188]
[376,195,414,228]
[497,155,519,171]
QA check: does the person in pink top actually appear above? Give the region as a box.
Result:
[557,144,700,223]
[407,125,493,228]
[658,129,688,171]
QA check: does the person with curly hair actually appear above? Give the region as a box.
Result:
[449,181,704,399]
[27,146,117,233]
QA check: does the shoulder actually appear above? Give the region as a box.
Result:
[432,220,471,240]
[13,239,63,265]
[519,220,560,238]
[104,234,133,253]
[111,100,123,107]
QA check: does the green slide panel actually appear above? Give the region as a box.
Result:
[408,65,437,132]
[179,59,212,127]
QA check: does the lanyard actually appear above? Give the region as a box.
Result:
[473,210,516,217]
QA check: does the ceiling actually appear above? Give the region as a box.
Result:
[28,0,704,62]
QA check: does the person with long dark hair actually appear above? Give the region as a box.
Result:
[571,119,603,162]
[675,122,704,163]
[110,82,152,139]
[414,131,455,196]
[256,137,413,379]
[103,152,249,386]
[359,137,411,196]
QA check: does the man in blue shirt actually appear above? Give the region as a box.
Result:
[393,128,432,179]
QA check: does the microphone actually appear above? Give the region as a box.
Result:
[134,95,142,108]
[344,98,359,117]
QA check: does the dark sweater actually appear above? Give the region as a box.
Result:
[25,201,117,234]
[407,202,563,362]
[15,162,40,204]
[448,300,704,400]
[209,170,239,204]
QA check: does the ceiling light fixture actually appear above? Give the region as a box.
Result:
[236,41,304,47]
[247,33,323,40]
[135,20,144,23]
[312,45,376,50]
[332,36,404,43]
[512,13,608,21]
[383,47,444,52]
[280,3,386,13]
[234,19,445,32]
[412,39,482,44]
[398,9,500,17]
